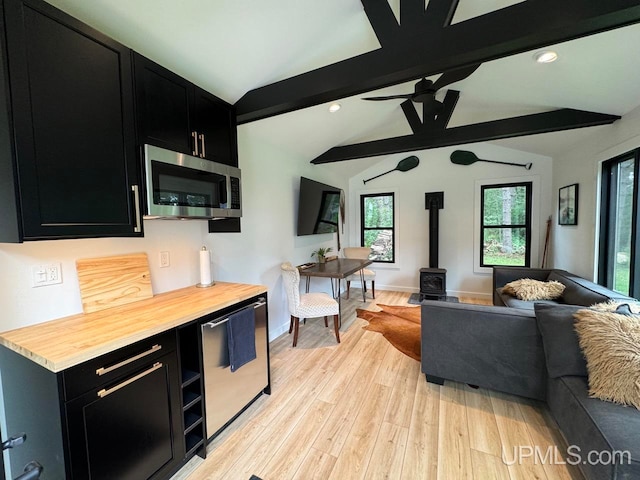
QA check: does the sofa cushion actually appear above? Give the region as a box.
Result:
[534,303,588,378]
[574,308,640,409]
[499,292,558,309]
[547,376,640,480]
[502,278,565,301]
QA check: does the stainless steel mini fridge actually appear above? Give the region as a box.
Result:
[200,297,268,439]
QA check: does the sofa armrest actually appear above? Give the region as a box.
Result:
[421,301,547,400]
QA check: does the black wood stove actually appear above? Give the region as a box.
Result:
[420,192,447,300]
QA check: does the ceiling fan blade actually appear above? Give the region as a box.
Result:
[431,63,480,91]
[362,93,414,101]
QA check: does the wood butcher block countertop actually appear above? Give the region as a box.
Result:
[0,282,267,373]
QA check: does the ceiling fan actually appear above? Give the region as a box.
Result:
[362,64,480,116]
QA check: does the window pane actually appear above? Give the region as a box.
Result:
[364,195,393,228]
[364,229,393,261]
[483,186,527,225]
[612,158,634,295]
[482,227,527,266]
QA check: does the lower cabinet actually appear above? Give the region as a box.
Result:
[0,330,187,480]
[0,294,269,479]
[65,351,183,480]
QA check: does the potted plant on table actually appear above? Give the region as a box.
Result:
[311,247,333,264]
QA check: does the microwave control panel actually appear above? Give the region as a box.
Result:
[230,177,241,210]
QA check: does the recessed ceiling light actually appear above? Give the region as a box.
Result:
[534,50,558,63]
[328,103,341,113]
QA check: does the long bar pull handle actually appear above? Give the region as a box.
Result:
[96,344,162,376]
[97,362,163,398]
[203,300,266,328]
[131,184,142,233]
[199,133,206,158]
[192,131,199,156]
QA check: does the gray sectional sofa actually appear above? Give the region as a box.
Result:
[421,266,639,480]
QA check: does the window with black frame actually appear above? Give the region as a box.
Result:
[599,149,639,296]
[360,193,395,263]
[480,182,532,267]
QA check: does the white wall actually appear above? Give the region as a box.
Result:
[0,122,347,341]
[0,131,554,339]
[0,220,208,332]
[204,123,348,339]
[21,113,640,338]
[552,106,640,280]
[347,144,553,298]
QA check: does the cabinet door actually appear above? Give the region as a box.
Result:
[65,351,184,480]
[133,53,195,156]
[193,87,238,167]
[3,0,142,239]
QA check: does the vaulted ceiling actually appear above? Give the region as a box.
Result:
[47,0,640,171]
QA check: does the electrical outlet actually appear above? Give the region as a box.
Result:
[160,251,170,268]
[32,263,62,287]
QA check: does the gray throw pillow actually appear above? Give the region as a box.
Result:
[534,303,588,378]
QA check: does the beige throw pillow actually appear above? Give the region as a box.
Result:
[501,278,565,301]
[591,299,640,314]
[573,308,640,409]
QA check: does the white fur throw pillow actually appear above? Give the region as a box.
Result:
[573,308,640,409]
[591,300,640,314]
[501,278,565,301]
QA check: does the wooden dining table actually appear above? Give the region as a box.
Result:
[298,258,373,324]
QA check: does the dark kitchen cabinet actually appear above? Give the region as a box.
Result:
[133,52,238,167]
[0,0,142,242]
[0,330,185,480]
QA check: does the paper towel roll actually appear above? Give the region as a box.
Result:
[199,246,213,286]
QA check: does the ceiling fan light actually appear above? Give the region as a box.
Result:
[534,50,558,63]
[328,103,341,113]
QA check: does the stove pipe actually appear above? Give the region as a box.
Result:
[425,192,444,268]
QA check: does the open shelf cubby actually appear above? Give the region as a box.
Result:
[178,322,206,459]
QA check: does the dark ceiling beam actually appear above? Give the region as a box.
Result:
[431,90,459,129]
[400,0,425,32]
[401,100,423,134]
[236,0,640,124]
[361,0,399,48]
[424,0,460,29]
[310,109,620,164]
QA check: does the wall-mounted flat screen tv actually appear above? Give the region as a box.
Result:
[297,177,341,236]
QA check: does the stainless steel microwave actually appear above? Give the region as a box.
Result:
[143,144,242,219]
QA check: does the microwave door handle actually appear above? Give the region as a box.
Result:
[192,131,199,156]
[199,133,205,158]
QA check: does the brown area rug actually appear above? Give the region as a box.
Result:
[356,305,421,361]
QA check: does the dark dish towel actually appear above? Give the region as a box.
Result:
[227,306,257,372]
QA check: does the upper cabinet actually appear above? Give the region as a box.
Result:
[0,0,142,242]
[133,53,238,167]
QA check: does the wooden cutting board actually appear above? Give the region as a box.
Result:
[76,253,153,313]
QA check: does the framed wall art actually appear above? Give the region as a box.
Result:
[558,183,578,225]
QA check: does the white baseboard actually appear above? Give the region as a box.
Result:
[369,283,492,300]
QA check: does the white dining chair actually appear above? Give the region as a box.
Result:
[280,262,340,347]
[343,247,376,300]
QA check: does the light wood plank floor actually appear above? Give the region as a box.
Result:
[173,290,583,480]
